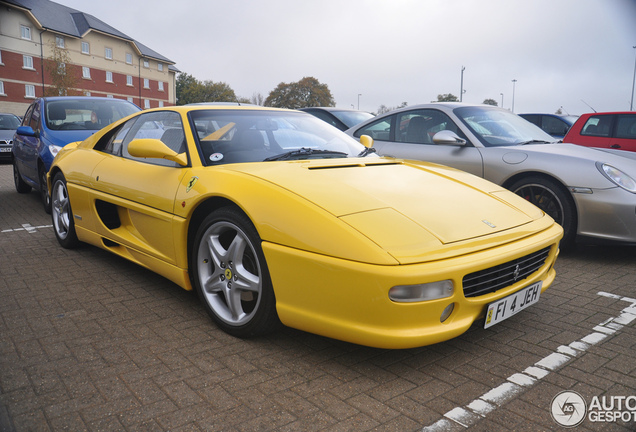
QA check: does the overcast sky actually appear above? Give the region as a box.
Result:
[55,0,636,115]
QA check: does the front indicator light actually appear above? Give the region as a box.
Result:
[389,280,454,303]
[440,303,455,322]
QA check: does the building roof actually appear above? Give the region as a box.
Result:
[3,0,175,65]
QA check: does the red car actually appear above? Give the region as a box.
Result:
[563,112,636,152]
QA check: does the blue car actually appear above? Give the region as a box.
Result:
[12,97,140,212]
[518,113,579,140]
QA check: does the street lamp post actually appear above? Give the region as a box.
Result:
[631,45,636,111]
[500,93,504,108]
[460,66,466,102]
[358,94,361,110]
[511,79,517,113]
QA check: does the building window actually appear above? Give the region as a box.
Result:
[82,67,91,79]
[158,81,164,91]
[159,101,164,107]
[81,42,90,54]
[126,53,133,64]
[56,36,65,48]
[143,78,150,89]
[158,63,163,71]
[106,71,113,82]
[144,99,150,109]
[85,92,91,96]
[0,81,5,95]
[25,84,35,98]
[127,96,133,103]
[143,59,149,68]
[107,94,114,98]
[21,25,31,40]
[23,55,34,69]
[58,63,66,73]
[105,47,113,60]
[126,75,133,86]
[0,50,3,65]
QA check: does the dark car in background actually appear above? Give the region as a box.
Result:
[563,112,636,152]
[12,96,140,212]
[519,113,578,140]
[0,113,22,161]
[300,107,374,131]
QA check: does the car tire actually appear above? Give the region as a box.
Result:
[192,206,280,338]
[51,172,80,249]
[13,159,32,194]
[510,176,576,248]
[39,165,51,214]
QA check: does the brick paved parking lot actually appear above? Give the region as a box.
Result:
[1,161,635,432]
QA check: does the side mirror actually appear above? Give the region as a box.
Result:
[128,138,188,166]
[359,134,374,148]
[16,126,37,137]
[432,130,467,146]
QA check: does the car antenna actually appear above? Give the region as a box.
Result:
[580,100,597,113]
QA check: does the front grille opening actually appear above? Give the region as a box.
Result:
[462,247,551,298]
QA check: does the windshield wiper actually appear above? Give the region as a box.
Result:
[264,147,348,161]
[357,147,377,157]
[518,139,553,146]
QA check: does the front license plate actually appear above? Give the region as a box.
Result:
[484,281,542,329]
[0,148,11,152]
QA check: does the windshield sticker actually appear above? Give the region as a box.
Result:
[210,153,224,162]
[186,176,199,193]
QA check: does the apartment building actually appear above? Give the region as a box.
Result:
[0,0,177,116]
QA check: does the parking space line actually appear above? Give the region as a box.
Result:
[0,223,53,233]
[421,291,636,431]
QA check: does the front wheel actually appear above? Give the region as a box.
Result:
[51,172,80,249]
[510,176,576,248]
[191,207,279,338]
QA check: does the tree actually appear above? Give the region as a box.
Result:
[377,102,408,114]
[44,41,80,96]
[437,93,459,102]
[265,77,335,109]
[250,92,265,106]
[176,73,238,105]
[482,98,498,106]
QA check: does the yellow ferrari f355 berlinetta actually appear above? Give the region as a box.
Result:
[48,105,562,349]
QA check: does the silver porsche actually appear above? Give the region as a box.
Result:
[346,103,636,247]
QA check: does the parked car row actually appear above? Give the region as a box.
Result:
[4,96,636,348]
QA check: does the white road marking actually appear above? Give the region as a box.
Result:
[0,223,53,233]
[422,291,636,431]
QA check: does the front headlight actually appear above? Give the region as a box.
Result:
[389,280,454,303]
[597,162,636,193]
[49,145,63,159]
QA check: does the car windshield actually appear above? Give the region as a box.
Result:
[0,114,21,130]
[45,99,139,131]
[190,109,371,165]
[331,110,375,128]
[454,106,556,147]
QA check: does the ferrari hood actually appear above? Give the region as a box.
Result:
[233,159,538,253]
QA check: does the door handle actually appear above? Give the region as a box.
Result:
[610,144,621,149]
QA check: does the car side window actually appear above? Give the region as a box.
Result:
[615,115,636,139]
[29,102,41,133]
[581,115,613,137]
[395,109,463,144]
[121,111,186,167]
[353,116,394,141]
[541,116,569,136]
[21,103,35,127]
[99,117,137,156]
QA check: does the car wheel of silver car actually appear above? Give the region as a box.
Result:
[39,165,52,214]
[192,206,279,338]
[511,176,576,248]
[51,172,80,249]
[13,159,32,194]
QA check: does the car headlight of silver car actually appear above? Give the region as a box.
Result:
[597,162,636,193]
[49,144,63,158]
[389,280,454,302]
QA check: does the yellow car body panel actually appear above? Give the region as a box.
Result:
[48,105,563,348]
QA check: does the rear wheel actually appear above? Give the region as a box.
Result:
[191,206,279,338]
[510,176,576,248]
[13,159,31,193]
[51,172,80,249]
